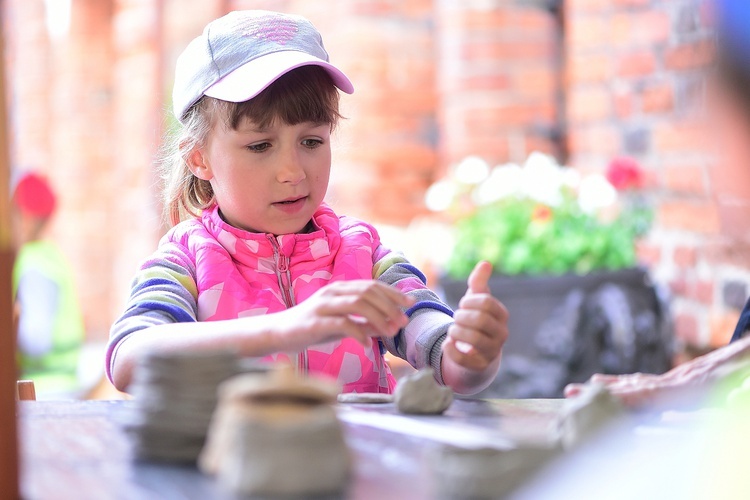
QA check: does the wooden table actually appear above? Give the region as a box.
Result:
[19,398,563,499]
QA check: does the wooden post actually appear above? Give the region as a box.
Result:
[0,0,19,496]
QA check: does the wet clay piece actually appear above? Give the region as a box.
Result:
[337,392,394,404]
[395,368,453,415]
[200,366,350,497]
[556,383,624,449]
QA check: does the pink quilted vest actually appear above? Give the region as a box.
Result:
[165,203,396,393]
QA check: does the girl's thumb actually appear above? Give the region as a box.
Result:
[467,261,492,295]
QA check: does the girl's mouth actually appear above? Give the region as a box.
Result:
[273,196,308,214]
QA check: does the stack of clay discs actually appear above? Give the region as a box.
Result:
[120,349,240,462]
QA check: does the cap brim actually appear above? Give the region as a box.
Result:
[203,50,354,103]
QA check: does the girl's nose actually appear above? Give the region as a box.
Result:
[277,151,306,185]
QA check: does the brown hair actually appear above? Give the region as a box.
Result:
[160,65,342,226]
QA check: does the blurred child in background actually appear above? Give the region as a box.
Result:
[12,172,85,397]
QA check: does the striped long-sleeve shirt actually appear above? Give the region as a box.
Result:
[107,203,454,392]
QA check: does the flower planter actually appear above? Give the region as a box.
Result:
[440,267,673,399]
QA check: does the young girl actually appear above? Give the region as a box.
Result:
[106,10,508,395]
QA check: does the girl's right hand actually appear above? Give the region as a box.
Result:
[272,280,415,352]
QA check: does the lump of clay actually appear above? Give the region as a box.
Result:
[556,383,624,449]
[199,365,350,497]
[431,445,559,499]
[395,368,453,415]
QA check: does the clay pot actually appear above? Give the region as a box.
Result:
[200,367,350,496]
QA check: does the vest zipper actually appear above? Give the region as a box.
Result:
[267,235,308,374]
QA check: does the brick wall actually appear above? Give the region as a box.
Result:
[564,0,747,350]
[436,0,562,167]
[5,0,749,355]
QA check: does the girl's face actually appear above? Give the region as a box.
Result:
[190,117,332,234]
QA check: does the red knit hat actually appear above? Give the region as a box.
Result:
[12,172,57,218]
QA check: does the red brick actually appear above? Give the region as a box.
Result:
[653,122,709,152]
[617,51,657,77]
[463,103,555,129]
[663,165,706,195]
[614,91,633,119]
[658,201,721,234]
[716,201,750,240]
[642,83,674,113]
[461,40,553,62]
[568,87,612,123]
[664,39,715,70]
[674,246,697,267]
[703,241,750,270]
[455,74,511,92]
[567,125,620,156]
[690,281,714,305]
[512,67,557,99]
[670,278,688,296]
[567,15,612,48]
[565,0,610,12]
[636,241,662,266]
[569,54,612,83]
[450,9,554,33]
[670,278,713,304]
[710,156,750,201]
[612,11,670,46]
[674,312,700,345]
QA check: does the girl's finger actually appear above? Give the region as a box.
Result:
[442,337,490,371]
[330,280,414,308]
[315,316,372,347]
[319,296,402,337]
[328,281,413,324]
[452,309,507,343]
[447,324,501,360]
[458,294,508,322]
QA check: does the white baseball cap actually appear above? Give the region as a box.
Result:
[172,10,354,123]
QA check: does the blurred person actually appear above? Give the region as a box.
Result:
[566,0,750,407]
[106,11,509,394]
[12,172,85,397]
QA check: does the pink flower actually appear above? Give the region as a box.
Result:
[606,157,644,191]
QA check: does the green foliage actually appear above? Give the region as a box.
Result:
[446,194,648,279]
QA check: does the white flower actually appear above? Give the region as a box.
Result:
[520,152,566,206]
[578,174,618,214]
[472,163,523,205]
[561,168,581,190]
[425,179,457,212]
[453,156,490,185]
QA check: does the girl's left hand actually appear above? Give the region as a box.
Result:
[442,261,508,371]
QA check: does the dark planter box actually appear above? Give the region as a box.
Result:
[440,267,673,399]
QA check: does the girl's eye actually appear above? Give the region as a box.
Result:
[247,142,271,153]
[302,138,323,149]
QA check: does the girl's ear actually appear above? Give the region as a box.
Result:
[186,146,213,181]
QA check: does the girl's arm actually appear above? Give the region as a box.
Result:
[374,248,508,395]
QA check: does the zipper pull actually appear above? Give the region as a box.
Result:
[278,255,289,273]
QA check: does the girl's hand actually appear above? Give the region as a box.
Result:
[273,280,414,352]
[442,261,508,372]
